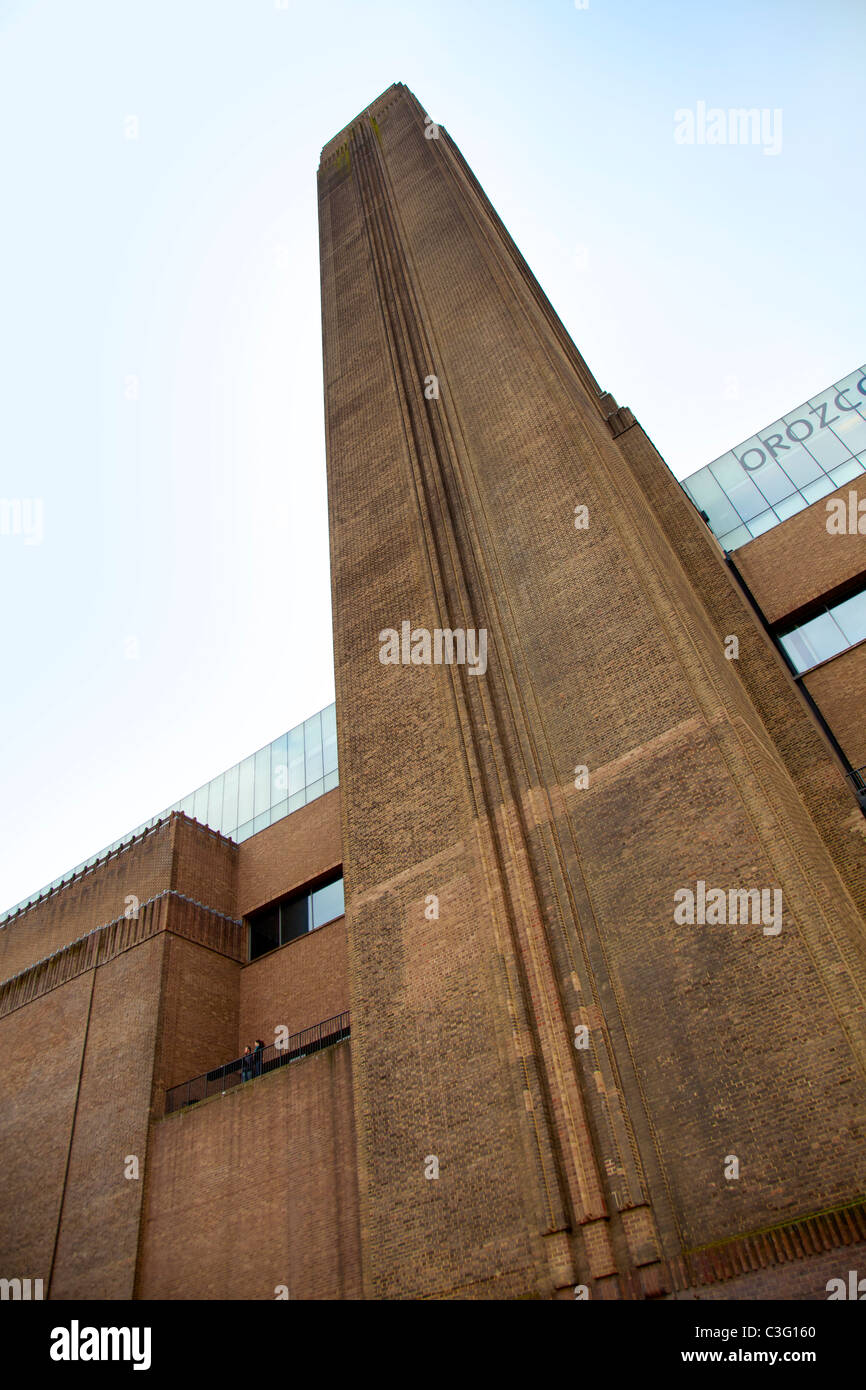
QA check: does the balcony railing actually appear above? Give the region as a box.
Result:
[847,766,866,809]
[165,1011,350,1114]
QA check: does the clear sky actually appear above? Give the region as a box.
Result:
[1,0,864,913]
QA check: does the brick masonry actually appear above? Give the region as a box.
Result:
[136,1042,361,1300]
[0,973,92,1288]
[239,915,348,1047]
[0,795,353,1298]
[237,787,342,917]
[733,478,866,626]
[0,819,175,982]
[319,83,866,1300]
[2,85,865,1303]
[804,642,866,767]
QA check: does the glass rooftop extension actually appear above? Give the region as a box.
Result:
[1,703,338,923]
[681,364,866,552]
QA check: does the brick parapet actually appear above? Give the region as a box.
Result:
[0,890,244,1020]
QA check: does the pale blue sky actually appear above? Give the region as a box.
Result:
[1,0,864,913]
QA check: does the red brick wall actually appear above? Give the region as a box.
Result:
[733,480,866,624]
[154,931,241,1094]
[804,642,866,767]
[0,801,356,1300]
[236,788,342,917]
[239,915,348,1047]
[670,1242,866,1300]
[0,814,239,986]
[0,974,92,1287]
[170,818,238,916]
[319,84,866,1299]
[137,1041,361,1299]
[50,935,166,1299]
[0,820,175,982]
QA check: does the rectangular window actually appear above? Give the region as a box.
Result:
[777,581,866,674]
[280,894,310,944]
[311,875,345,929]
[247,872,344,960]
[249,904,280,960]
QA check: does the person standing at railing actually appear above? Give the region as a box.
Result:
[253,1039,264,1077]
[241,1044,253,1083]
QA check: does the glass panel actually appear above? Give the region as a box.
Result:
[801,476,835,505]
[829,458,864,487]
[721,524,752,551]
[712,449,761,487]
[304,711,323,784]
[683,466,740,535]
[179,793,196,818]
[236,818,255,843]
[322,702,338,774]
[288,725,305,796]
[825,366,866,407]
[305,777,325,804]
[270,733,288,803]
[252,810,270,835]
[254,746,271,818]
[206,773,224,832]
[746,509,778,539]
[270,797,289,828]
[237,755,255,827]
[311,875,344,929]
[222,763,239,836]
[832,411,866,456]
[772,493,808,521]
[193,785,209,823]
[832,591,866,647]
[753,461,798,507]
[323,768,339,792]
[288,790,305,813]
[249,905,280,960]
[780,612,847,673]
[724,475,768,523]
[280,894,310,944]
[770,445,822,489]
[800,427,855,471]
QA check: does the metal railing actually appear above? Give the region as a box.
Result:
[847,766,866,809]
[165,1011,350,1114]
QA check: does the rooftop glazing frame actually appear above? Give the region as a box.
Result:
[1,702,338,923]
[681,364,866,551]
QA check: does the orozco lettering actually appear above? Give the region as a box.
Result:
[737,373,866,476]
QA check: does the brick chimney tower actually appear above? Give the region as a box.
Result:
[318,83,866,1299]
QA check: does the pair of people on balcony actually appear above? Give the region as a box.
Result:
[241,1039,265,1082]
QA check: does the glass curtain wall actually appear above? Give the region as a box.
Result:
[2,702,339,920]
[682,365,866,551]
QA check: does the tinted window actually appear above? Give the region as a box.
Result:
[312,876,345,929]
[249,905,280,960]
[247,872,344,959]
[280,895,309,944]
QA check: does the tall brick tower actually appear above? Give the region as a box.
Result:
[318,84,866,1299]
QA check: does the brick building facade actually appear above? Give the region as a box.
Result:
[0,83,864,1301]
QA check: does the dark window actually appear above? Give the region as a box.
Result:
[248,872,344,960]
[280,894,309,943]
[249,904,280,959]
